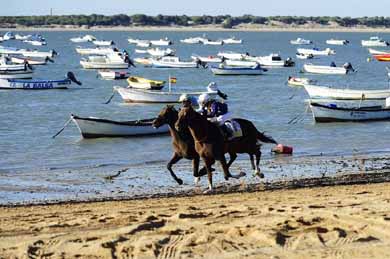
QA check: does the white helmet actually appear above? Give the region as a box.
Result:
[207,82,218,92]
[179,94,189,102]
[198,93,210,106]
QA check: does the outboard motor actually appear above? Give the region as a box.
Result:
[24,60,33,70]
[51,49,58,57]
[45,56,55,63]
[343,62,354,72]
[284,57,295,67]
[195,58,207,69]
[124,55,136,67]
[67,72,82,85]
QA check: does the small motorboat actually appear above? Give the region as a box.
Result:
[147,48,175,57]
[127,76,165,90]
[98,70,131,80]
[287,76,316,87]
[0,72,81,89]
[191,55,222,63]
[326,39,349,45]
[10,56,54,65]
[222,37,243,44]
[15,34,32,41]
[114,83,222,103]
[247,53,295,67]
[303,62,354,75]
[373,54,390,62]
[0,46,57,58]
[304,84,390,100]
[70,35,96,43]
[309,101,390,122]
[24,40,47,46]
[150,38,172,46]
[133,57,153,66]
[368,48,390,55]
[136,40,151,48]
[134,49,148,54]
[361,36,389,47]
[290,38,312,45]
[202,39,223,45]
[180,37,203,44]
[71,114,169,138]
[151,56,200,68]
[0,56,34,79]
[297,48,336,56]
[217,51,247,60]
[93,40,114,46]
[296,53,314,59]
[210,64,265,75]
[75,47,118,55]
[80,53,132,69]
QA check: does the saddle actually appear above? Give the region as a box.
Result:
[220,119,243,141]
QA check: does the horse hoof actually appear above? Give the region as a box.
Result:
[194,177,200,185]
[177,178,183,185]
[203,189,214,194]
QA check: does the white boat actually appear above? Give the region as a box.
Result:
[191,55,222,63]
[297,48,335,56]
[180,37,203,44]
[296,53,314,59]
[151,56,199,68]
[0,46,57,58]
[134,49,148,54]
[361,36,389,47]
[98,70,131,80]
[309,102,390,122]
[15,34,32,40]
[326,39,349,45]
[0,36,3,42]
[224,59,258,67]
[303,63,354,75]
[368,48,390,55]
[127,76,165,90]
[70,35,96,43]
[127,38,142,44]
[304,84,390,100]
[222,37,243,44]
[150,38,172,46]
[247,53,294,67]
[93,40,114,46]
[217,51,247,60]
[136,41,151,48]
[71,114,169,138]
[290,38,312,45]
[133,57,153,66]
[146,48,175,57]
[24,40,47,46]
[114,84,220,103]
[0,72,81,89]
[3,32,15,41]
[80,53,130,69]
[287,76,316,87]
[210,64,265,75]
[10,56,53,65]
[0,58,34,79]
[75,47,118,55]
[202,39,223,45]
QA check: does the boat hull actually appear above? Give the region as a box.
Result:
[115,86,217,103]
[310,103,390,122]
[304,84,390,100]
[0,71,33,79]
[0,78,71,89]
[72,115,169,138]
[303,64,348,75]
[211,66,263,75]
[80,60,129,69]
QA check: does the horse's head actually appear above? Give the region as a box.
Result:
[175,106,196,132]
[153,105,177,128]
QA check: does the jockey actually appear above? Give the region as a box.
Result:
[179,94,197,108]
[197,93,232,126]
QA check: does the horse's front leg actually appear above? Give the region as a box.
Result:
[192,156,201,185]
[167,153,183,185]
[203,158,215,192]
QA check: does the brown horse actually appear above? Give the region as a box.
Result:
[175,106,249,190]
[152,105,210,185]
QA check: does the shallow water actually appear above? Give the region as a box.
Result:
[1,31,390,204]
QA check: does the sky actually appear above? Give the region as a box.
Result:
[2,0,390,17]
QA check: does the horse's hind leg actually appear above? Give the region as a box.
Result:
[219,155,245,180]
[204,158,215,192]
[167,153,183,185]
[254,149,264,178]
[227,152,237,169]
[192,157,201,185]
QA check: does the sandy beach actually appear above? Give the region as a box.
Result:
[1,177,389,258]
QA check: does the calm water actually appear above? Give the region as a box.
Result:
[1,31,390,204]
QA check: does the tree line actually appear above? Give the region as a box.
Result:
[1,14,390,28]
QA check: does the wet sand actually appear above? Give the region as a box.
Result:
[1,173,390,258]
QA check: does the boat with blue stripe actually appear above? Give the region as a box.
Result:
[0,72,82,90]
[210,63,266,75]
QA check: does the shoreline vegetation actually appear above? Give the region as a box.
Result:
[2,15,390,32]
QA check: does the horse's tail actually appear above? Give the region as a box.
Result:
[256,130,278,145]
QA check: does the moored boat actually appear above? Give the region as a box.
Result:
[373,54,390,62]
[98,70,131,80]
[202,39,223,45]
[0,72,81,89]
[151,56,200,68]
[127,76,165,90]
[191,54,222,63]
[309,102,390,122]
[303,62,354,75]
[114,83,221,103]
[247,53,294,67]
[290,38,312,45]
[368,48,390,55]
[10,56,53,65]
[287,76,316,87]
[326,39,349,45]
[297,48,336,56]
[217,51,247,60]
[296,53,314,59]
[93,40,114,46]
[210,64,265,75]
[146,47,175,57]
[304,84,390,100]
[222,37,243,44]
[71,114,169,138]
[70,35,96,43]
[80,53,131,69]
[150,38,172,46]
[75,47,118,55]
[361,36,389,47]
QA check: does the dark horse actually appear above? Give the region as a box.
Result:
[152,105,210,185]
[175,106,277,190]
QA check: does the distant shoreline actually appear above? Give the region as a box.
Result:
[2,25,390,33]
